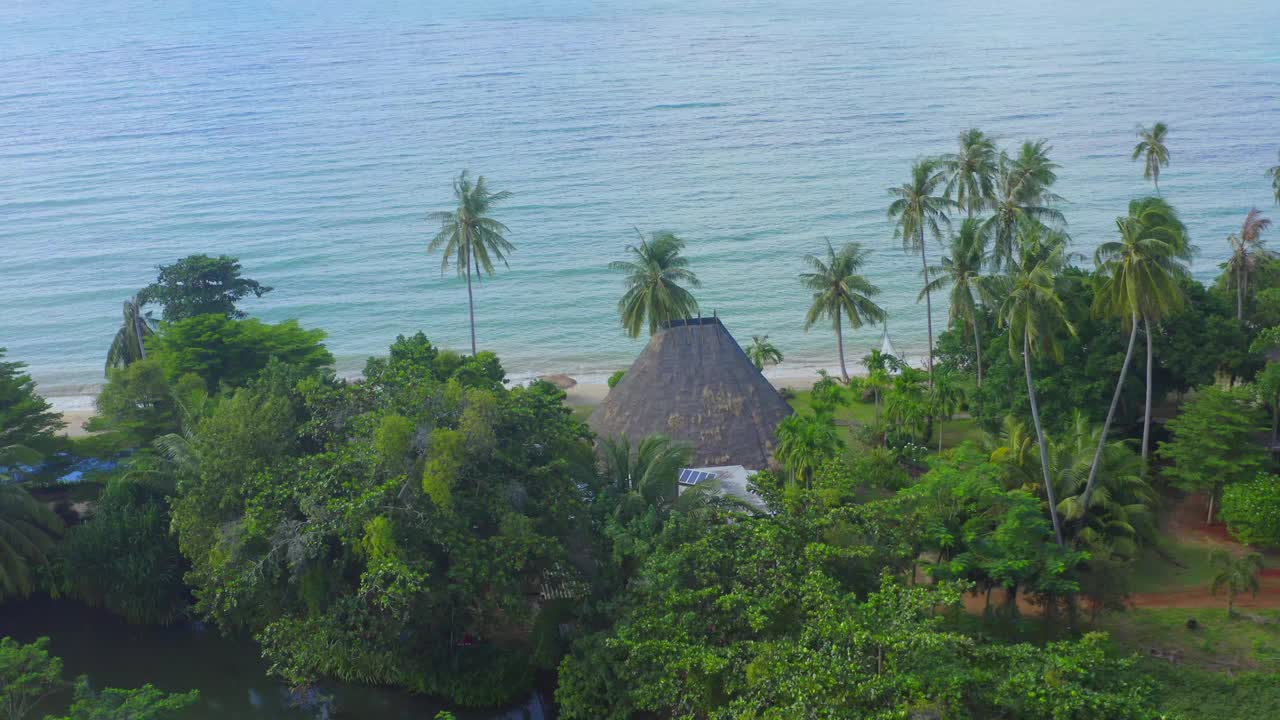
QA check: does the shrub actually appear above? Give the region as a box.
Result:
[1221,473,1280,547]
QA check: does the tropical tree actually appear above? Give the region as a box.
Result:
[137,254,272,321]
[598,434,692,507]
[981,141,1066,271]
[105,296,157,374]
[940,128,998,219]
[1268,150,1280,205]
[746,335,783,372]
[996,220,1076,546]
[610,231,701,338]
[923,218,990,386]
[774,412,844,486]
[1225,208,1273,320]
[1209,549,1263,617]
[1158,386,1267,523]
[800,240,885,381]
[864,367,892,427]
[1131,122,1170,194]
[927,369,966,452]
[427,171,515,355]
[1081,199,1188,509]
[888,159,955,378]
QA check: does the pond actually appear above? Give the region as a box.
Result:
[0,600,553,719]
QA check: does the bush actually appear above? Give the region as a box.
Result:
[1221,474,1280,547]
[607,370,625,389]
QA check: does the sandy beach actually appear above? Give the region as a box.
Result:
[54,370,828,436]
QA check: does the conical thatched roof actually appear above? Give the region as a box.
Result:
[589,317,793,469]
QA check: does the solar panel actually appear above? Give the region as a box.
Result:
[678,469,717,486]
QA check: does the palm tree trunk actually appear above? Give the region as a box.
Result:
[1206,490,1215,525]
[938,420,944,453]
[1142,316,1154,460]
[1081,314,1140,512]
[1025,331,1065,547]
[835,316,849,382]
[465,249,478,356]
[972,315,983,388]
[132,302,148,360]
[1154,174,1160,196]
[1237,265,1245,321]
[1271,391,1278,447]
[920,226,935,383]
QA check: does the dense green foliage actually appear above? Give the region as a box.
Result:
[0,349,64,457]
[1158,387,1267,518]
[1220,473,1280,547]
[147,315,332,392]
[0,637,196,720]
[138,254,271,321]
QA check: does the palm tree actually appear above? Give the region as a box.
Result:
[427,171,514,355]
[922,218,990,387]
[800,240,886,381]
[927,369,966,452]
[774,412,844,486]
[864,367,892,428]
[1210,549,1263,617]
[0,447,64,600]
[610,231,701,338]
[940,128,998,219]
[1132,122,1171,195]
[888,159,955,379]
[598,434,692,507]
[105,296,157,374]
[1082,201,1188,508]
[981,142,1066,271]
[1268,150,1280,205]
[746,335,783,372]
[996,220,1076,546]
[1225,208,1273,320]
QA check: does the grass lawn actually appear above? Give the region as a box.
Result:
[786,388,983,452]
[1096,607,1280,671]
[1129,539,1224,594]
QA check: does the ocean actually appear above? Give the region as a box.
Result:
[3,0,1278,406]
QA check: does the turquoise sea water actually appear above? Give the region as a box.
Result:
[3,0,1279,401]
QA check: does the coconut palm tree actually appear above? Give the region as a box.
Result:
[940,128,998,219]
[996,220,1076,546]
[981,142,1066,271]
[1210,549,1263,617]
[1132,122,1171,195]
[0,447,64,600]
[105,296,157,374]
[746,335,783,372]
[610,230,701,338]
[800,240,886,382]
[888,159,955,379]
[1268,150,1280,205]
[1225,208,1273,321]
[427,171,515,355]
[1082,201,1188,508]
[922,218,990,387]
[598,433,692,507]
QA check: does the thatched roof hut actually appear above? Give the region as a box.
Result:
[589,317,793,469]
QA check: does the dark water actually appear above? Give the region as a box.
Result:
[0,600,551,720]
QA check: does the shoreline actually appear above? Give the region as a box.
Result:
[51,366,837,438]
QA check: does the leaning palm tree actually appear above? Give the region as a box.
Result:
[1210,549,1263,617]
[427,171,514,355]
[105,296,157,374]
[746,335,783,372]
[981,141,1066,271]
[0,447,64,600]
[800,240,886,382]
[888,159,955,379]
[610,231,701,338]
[1082,201,1188,508]
[1268,150,1280,205]
[940,128,998,219]
[922,218,990,386]
[1225,208,1274,320]
[1132,122,1171,195]
[996,220,1076,546]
